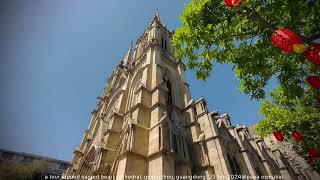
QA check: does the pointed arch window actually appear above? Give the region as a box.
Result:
[141,35,148,52]
[173,134,178,153]
[137,34,148,58]
[78,148,96,176]
[92,121,99,138]
[164,40,168,50]
[163,75,172,107]
[161,37,168,51]
[161,38,164,49]
[159,126,162,149]
[131,76,142,107]
[227,154,242,176]
[182,136,186,158]
[233,157,242,175]
[255,166,263,178]
[166,80,172,107]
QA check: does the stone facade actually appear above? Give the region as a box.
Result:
[64,12,320,180]
[248,125,319,180]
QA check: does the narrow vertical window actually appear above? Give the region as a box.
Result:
[182,137,186,158]
[227,154,237,175]
[164,40,168,50]
[163,76,173,110]
[173,134,178,152]
[161,38,164,49]
[159,126,161,150]
[166,80,172,106]
[255,166,262,178]
[201,103,205,111]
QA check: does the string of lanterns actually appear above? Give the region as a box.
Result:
[223,0,320,167]
[272,130,303,143]
[272,130,320,166]
[265,8,320,168]
[270,30,320,165]
[224,0,320,89]
[271,30,320,91]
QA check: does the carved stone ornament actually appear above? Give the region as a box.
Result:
[279,141,310,169]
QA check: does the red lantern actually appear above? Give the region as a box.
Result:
[273,130,284,142]
[272,28,303,53]
[305,157,315,165]
[304,44,320,67]
[291,131,303,142]
[224,0,241,7]
[307,148,320,158]
[306,76,320,89]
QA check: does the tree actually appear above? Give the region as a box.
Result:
[173,0,319,99]
[173,0,320,170]
[256,87,320,170]
[0,159,51,180]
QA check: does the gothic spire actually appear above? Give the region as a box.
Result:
[121,43,133,68]
[154,9,160,21]
[149,9,165,27]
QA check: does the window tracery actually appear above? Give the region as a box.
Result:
[131,76,143,107]
[163,72,173,113]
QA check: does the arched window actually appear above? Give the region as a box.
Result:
[255,166,263,178]
[227,154,242,176]
[78,148,96,176]
[92,121,100,138]
[166,80,172,106]
[163,76,172,108]
[161,38,164,48]
[131,76,142,107]
[173,134,178,153]
[161,37,168,51]
[141,35,148,52]
[182,136,186,158]
[233,157,242,175]
[164,40,168,50]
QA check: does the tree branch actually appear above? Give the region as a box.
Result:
[239,4,320,44]
[239,6,277,32]
[215,31,259,42]
[305,33,320,44]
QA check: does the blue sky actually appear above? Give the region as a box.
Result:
[0,0,269,161]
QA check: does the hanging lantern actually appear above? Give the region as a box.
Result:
[273,130,284,142]
[306,76,320,90]
[304,44,320,67]
[305,157,313,163]
[305,157,315,165]
[291,131,303,142]
[271,28,303,53]
[224,0,241,7]
[307,148,320,158]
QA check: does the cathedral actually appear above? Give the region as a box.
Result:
[63,12,319,180]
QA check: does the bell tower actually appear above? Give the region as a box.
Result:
[64,11,193,179]
[118,10,193,178]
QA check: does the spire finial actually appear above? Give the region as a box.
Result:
[121,42,133,67]
[151,9,164,26]
[154,9,160,19]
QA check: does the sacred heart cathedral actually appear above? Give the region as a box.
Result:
[63,12,319,180]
